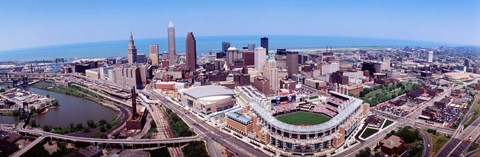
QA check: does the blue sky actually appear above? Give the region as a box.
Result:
[0,0,479,51]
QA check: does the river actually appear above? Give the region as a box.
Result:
[0,87,117,128]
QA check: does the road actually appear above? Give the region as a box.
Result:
[10,136,46,157]
[17,122,199,145]
[419,129,431,157]
[148,91,269,157]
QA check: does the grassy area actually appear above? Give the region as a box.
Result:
[0,110,19,116]
[359,82,424,106]
[276,111,331,125]
[148,147,171,157]
[427,132,449,156]
[165,108,195,137]
[32,82,97,99]
[468,142,480,152]
[182,141,209,157]
[361,128,379,139]
[382,119,394,129]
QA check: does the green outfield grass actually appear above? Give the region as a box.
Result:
[275,111,331,125]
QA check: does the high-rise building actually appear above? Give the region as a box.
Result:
[260,37,269,55]
[150,44,159,65]
[382,57,391,71]
[128,33,137,64]
[242,51,255,67]
[263,56,278,92]
[464,59,470,67]
[286,51,299,78]
[136,53,147,64]
[247,43,256,51]
[186,32,197,71]
[427,51,434,63]
[222,41,231,52]
[254,47,266,72]
[226,47,239,67]
[168,21,176,65]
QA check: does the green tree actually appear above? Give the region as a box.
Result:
[29,106,37,114]
[105,123,112,130]
[51,99,59,106]
[150,120,157,128]
[69,123,75,131]
[356,147,371,157]
[75,123,84,131]
[98,119,107,125]
[43,125,52,132]
[87,119,97,128]
[100,125,107,132]
[30,120,38,127]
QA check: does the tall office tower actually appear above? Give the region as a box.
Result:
[254,47,266,72]
[263,56,278,92]
[136,53,147,63]
[222,41,231,52]
[247,43,256,51]
[242,51,255,67]
[286,51,299,78]
[464,59,470,67]
[168,21,176,65]
[186,32,197,71]
[150,44,159,65]
[127,33,137,64]
[226,47,238,66]
[427,51,434,63]
[382,57,391,71]
[260,37,269,55]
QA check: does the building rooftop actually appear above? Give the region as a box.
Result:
[226,111,251,125]
[380,135,404,149]
[182,85,235,99]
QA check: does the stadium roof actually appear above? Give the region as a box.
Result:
[182,85,235,99]
[249,93,363,133]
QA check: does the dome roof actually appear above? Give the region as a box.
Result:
[227,47,238,51]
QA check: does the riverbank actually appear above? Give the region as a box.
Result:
[31,82,121,113]
[28,81,129,137]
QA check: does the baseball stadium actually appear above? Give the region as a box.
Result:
[227,85,369,156]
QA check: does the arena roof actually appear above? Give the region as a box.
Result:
[182,85,235,99]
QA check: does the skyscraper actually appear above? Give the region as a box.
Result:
[264,56,278,92]
[186,32,197,71]
[226,47,238,67]
[247,43,256,51]
[128,32,137,64]
[222,41,231,52]
[427,51,434,63]
[168,21,176,65]
[254,47,266,73]
[286,51,299,78]
[260,37,269,55]
[136,53,147,63]
[150,44,159,65]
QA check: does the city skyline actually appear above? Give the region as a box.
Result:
[0,0,479,51]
